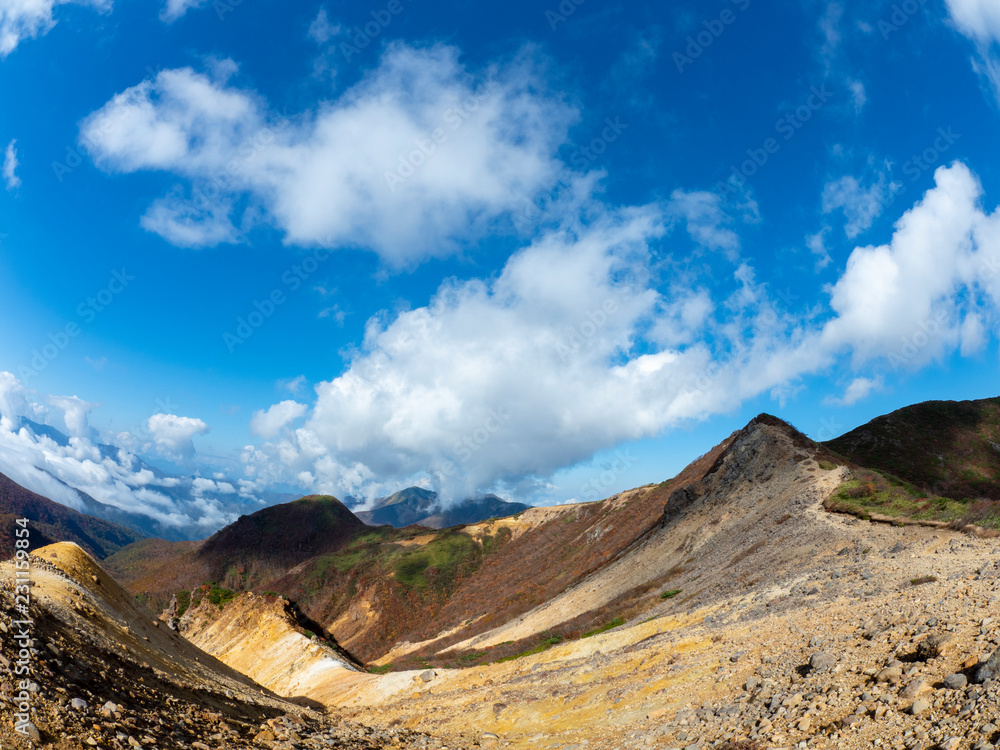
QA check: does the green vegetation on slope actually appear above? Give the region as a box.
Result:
[393,531,482,590]
[825,468,1000,529]
[826,397,1000,501]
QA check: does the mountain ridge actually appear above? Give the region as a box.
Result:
[0,470,146,559]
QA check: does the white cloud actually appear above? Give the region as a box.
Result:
[0,371,36,420]
[250,400,307,439]
[3,139,19,190]
[191,477,236,495]
[822,174,893,238]
[826,376,882,406]
[0,0,111,58]
[159,0,207,22]
[141,192,240,247]
[241,205,835,503]
[240,162,1000,504]
[666,189,741,259]
[0,375,192,525]
[820,162,987,367]
[81,44,577,265]
[847,79,866,112]
[945,0,1000,44]
[279,375,308,395]
[308,8,340,43]
[146,413,210,460]
[807,228,832,270]
[944,0,1000,101]
[48,395,97,438]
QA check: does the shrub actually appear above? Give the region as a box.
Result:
[582,618,625,638]
[175,590,191,618]
[660,589,682,600]
[910,576,937,586]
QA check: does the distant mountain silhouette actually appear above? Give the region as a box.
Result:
[353,487,530,528]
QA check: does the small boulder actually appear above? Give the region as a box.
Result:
[910,698,931,715]
[70,697,88,712]
[943,673,968,690]
[899,679,929,699]
[875,667,903,684]
[809,652,837,673]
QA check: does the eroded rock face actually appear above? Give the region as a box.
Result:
[179,591,359,700]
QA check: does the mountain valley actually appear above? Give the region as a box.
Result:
[4,400,1000,749]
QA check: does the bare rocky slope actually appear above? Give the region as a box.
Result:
[169,415,1000,749]
[0,542,471,749]
[10,412,1000,750]
[105,430,735,665]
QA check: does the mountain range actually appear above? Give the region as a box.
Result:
[7,396,1000,748]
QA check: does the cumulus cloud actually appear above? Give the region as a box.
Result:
[0,371,34,420]
[80,44,576,264]
[0,0,111,58]
[819,163,987,366]
[250,400,307,439]
[825,376,883,406]
[140,192,240,247]
[48,395,97,438]
[241,204,829,503]
[146,413,210,461]
[192,477,235,495]
[945,0,1000,44]
[3,139,19,190]
[241,162,1000,504]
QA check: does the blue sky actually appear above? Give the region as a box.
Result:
[2,0,1000,529]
